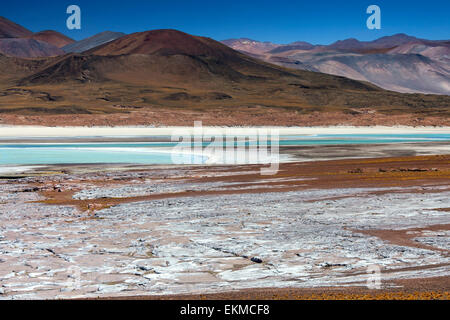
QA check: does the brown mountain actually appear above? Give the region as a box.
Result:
[88,29,252,57]
[0,16,33,38]
[0,29,449,125]
[27,30,75,48]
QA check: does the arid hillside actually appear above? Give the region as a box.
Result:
[26,30,74,48]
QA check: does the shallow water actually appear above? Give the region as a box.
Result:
[0,134,449,165]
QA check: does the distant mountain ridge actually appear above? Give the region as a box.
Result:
[0,38,64,58]
[281,51,450,95]
[26,30,74,48]
[327,34,447,51]
[62,31,126,53]
[268,42,317,54]
[222,33,450,94]
[221,38,280,55]
[222,33,449,54]
[0,17,71,57]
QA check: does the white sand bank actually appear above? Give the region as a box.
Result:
[1,125,450,138]
[0,166,43,174]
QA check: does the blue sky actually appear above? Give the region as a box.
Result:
[2,0,449,44]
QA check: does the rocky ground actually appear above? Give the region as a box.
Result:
[1,108,450,127]
[0,155,449,299]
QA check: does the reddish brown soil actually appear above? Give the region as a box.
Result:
[355,224,450,254]
[1,109,449,127]
[96,276,450,300]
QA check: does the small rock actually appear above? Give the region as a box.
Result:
[251,257,263,264]
[319,262,347,268]
[137,265,151,271]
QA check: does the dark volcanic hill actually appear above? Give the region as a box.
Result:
[0,16,33,38]
[88,29,249,57]
[62,31,126,53]
[27,30,74,48]
[0,38,64,58]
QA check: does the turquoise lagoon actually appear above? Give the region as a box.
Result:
[0,134,449,165]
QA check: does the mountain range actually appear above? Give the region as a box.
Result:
[27,30,75,48]
[1,15,448,95]
[0,17,69,58]
[222,34,450,95]
[0,16,449,126]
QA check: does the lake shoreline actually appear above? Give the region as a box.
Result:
[1,125,450,139]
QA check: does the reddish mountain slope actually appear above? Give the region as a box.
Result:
[0,16,33,38]
[88,29,245,58]
[27,30,74,48]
